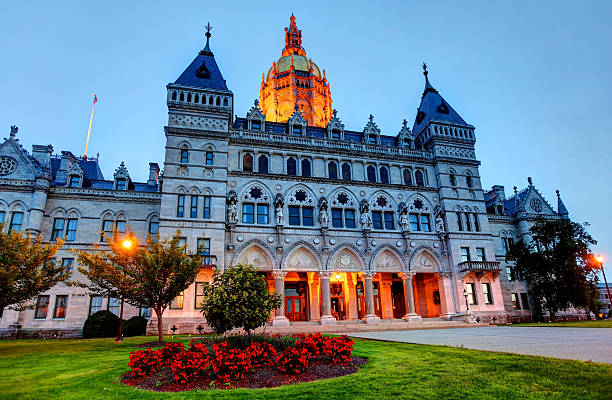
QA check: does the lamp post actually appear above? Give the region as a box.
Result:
[463,288,470,311]
[596,255,612,314]
[115,238,134,343]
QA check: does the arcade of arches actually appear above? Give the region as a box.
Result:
[236,245,455,325]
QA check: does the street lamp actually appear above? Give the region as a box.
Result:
[463,288,470,311]
[595,255,611,314]
[116,237,135,343]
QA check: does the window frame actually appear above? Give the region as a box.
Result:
[34,295,50,319]
[8,212,23,232]
[180,149,189,164]
[53,295,68,319]
[460,247,471,262]
[190,195,198,218]
[482,283,492,304]
[466,283,476,305]
[89,296,102,316]
[170,292,184,309]
[177,194,185,218]
[205,151,214,166]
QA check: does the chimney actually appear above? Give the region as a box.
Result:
[490,185,506,203]
[148,163,160,186]
[31,145,53,167]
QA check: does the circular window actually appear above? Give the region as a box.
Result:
[530,198,543,212]
[0,156,17,176]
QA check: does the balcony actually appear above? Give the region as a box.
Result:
[458,261,501,277]
[201,255,217,268]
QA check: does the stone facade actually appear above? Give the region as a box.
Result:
[0,17,573,337]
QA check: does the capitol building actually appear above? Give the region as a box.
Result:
[0,16,570,336]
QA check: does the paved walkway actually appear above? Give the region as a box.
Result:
[349,326,612,364]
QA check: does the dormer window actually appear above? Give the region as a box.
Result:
[251,121,261,131]
[116,178,126,191]
[403,138,411,147]
[69,175,80,188]
[180,149,189,164]
[331,129,341,140]
[367,135,376,145]
[293,125,303,135]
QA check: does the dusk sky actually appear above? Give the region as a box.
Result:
[1,1,610,277]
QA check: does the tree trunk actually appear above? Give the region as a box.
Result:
[549,310,555,322]
[155,307,164,343]
[247,329,252,345]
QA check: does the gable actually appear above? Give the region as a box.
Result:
[0,140,37,180]
[523,188,555,215]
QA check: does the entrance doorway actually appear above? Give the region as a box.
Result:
[285,282,308,321]
[391,278,406,319]
[373,281,382,318]
[330,283,347,320]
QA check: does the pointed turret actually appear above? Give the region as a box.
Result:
[556,190,569,219]
[412,63,472,136]
[173,23,228,90]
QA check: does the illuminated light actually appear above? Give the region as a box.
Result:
[122,239,133,249]
[335,273,342,280]
[596,254,604,264]
[259,15,333,128]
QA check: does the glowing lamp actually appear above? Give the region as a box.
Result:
[335,273,342,280]
[595,255,604,264]
[122,239,133,249]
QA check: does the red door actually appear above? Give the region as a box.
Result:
[285,283,307,321]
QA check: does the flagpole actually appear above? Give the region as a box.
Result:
[84,94,97,158]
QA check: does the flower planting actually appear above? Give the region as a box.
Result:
[123,334,363,391]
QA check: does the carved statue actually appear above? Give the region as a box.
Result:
[226,190,238,224]
[359,199,372,229]
[399,213,409,232]
[319,208,329,227]
[435,215,445,233]
[10,125,18,137]
[318,196,328,211]
[275,204,284,225]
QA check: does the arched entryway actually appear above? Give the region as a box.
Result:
[284,272,309,321]
[414,273,442,318]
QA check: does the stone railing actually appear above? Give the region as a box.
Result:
[231,130,433,159]
[458,261,501,273]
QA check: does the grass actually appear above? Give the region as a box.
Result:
[0,336,611,400]
[511,320,612,328]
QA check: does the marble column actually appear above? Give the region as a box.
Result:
[26,177,50,235]
[438,273,455,319]
[319,271,335,325]
[272,270,290,326]
[363,271,380,323]
[399,272,421,322]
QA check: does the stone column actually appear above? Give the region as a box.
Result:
[346,275,358,320]
[26,177,50,234]
[363,271,380,323]
[319,271,335,325]
[399,272,421,322]
[437,273,455,320]
[272,270,290,326]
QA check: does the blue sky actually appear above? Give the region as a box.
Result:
[1,1,611,277]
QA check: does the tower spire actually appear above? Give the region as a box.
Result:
[283,14,303,56]
[202,22,212,55]
[556,189,569,218]
[421,62,437,97]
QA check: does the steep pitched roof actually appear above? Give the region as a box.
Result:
[412,65,471,135]
[174,29,229,91]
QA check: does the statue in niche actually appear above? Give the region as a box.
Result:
[398,202,409,232]
[227,190,238,224]
[318,196,329,227]
[434,207,446,233]
[274,193,284,225]
[359,199,373,230]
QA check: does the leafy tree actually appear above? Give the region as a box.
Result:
[0,228,66,312]
[73,230,201,342]
[507,219,599,321]
[200,264,282,341]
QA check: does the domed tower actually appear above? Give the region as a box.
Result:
[260,15,333,127]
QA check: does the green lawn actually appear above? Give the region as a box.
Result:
[512,320,612,328]
[0,336,610,400]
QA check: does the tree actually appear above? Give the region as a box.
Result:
[507,219,599,321]
[0,228,66,312]
[200,264,282,341]
[73,230,201,342]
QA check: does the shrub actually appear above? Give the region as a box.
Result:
[170,347,210,384]
[322,335,354,365]
[122,316,148,337]
[211,342,252,383]
[159,342,185,365]
[295,332,328,357]
[128,348,162,377]
[277,345,312,374]
[245,342,277,368]
[82,310,120,339]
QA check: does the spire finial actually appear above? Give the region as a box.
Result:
[556,189,560,197]
[528,176,533,186]
[10,125,18,138]
[333,109,337,118]
[422,62,428,76]
[254,98,259,107]
[202,22,212,53]
[369,114,374,123]
[402,119,408,128]
[513,186,518,194]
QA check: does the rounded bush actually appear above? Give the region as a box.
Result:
[122,316,148,337]
[82,310,120,339]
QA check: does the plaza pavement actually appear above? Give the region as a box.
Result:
[349,326,612,364]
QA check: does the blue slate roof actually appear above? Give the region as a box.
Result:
[412,73,471,135]
[504,189,528,215]
[174,50,229,91]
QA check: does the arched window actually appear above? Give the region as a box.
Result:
[366,165,377,183]
[403,169,413,185]
[341,163,351,181]
[208,95,213,104]
[380,167,389,184]
[287,157,297,176]
[179,92,185,101]
[330,190,357,228]
[187,93,192,102]
[301,159,311,177]
[215,97,221,106]
[171,91,177,101]
[180,149,189,164]
[466,174,473,188]
[328,161,338,179]
[194,94,199,103]
[415,170,425,187]
[241,185,270,225]
[258,155,268,174]
[371,194,395,230]
[223,98,228,107]
[242,154,253,172]
[449,172,457,186]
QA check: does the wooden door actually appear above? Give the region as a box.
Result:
[356,281,366,319]
[330,283,347,320]
[391,281,406,319]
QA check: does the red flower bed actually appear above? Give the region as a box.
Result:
[124,333,358,391]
